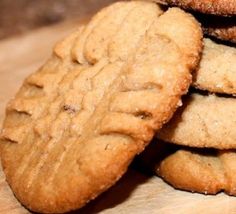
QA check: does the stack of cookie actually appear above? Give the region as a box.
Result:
[1,0,236,213]
[154,38,236,195]
[140,0,236,196]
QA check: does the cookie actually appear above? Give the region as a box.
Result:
[150,0,236,16]
[204,25,236,44]
[158,93,236,149]
[0,2,203,213]
[152,141,236,196]
[197,14,236,44]
[193,38,236,94]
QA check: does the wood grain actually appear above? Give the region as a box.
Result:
[0,19,236,214]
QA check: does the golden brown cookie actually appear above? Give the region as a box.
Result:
[193,38,236,94]
[204,25,236,44]
[150,0,236,16]
[197,14,236,44]
[0,2,203,213]
[158,93,236,149]
[151,141,236,196]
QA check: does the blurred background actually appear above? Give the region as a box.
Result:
[0,0,117,40]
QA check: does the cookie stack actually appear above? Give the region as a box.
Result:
[153,38,236,195]
[1,0,236,213]
[140,0,236,196]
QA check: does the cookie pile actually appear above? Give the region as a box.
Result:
[140,1,236,196]
[1,0,235,212]
[0,1,203,213]
[152,0,236,43]
[154,42,236,195]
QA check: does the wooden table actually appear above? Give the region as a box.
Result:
[0,17,236,214]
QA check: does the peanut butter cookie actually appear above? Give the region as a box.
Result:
[158,93,236,149]
[152,141,236,196]
[197,14,236,43]
[0,2,202,213]
[193,38,236,94]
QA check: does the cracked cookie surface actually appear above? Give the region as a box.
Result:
[193,38,236,95]
[0,1,202,213]
[158,93,236,149]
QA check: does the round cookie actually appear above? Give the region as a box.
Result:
[193,38,236,95]
[151,0,236,16]
[0,2,203,213]
[153,141,236,196]
[158,93,236,149]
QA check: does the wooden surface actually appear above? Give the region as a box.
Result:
[0,0,117,39]
[0,19,236,214]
